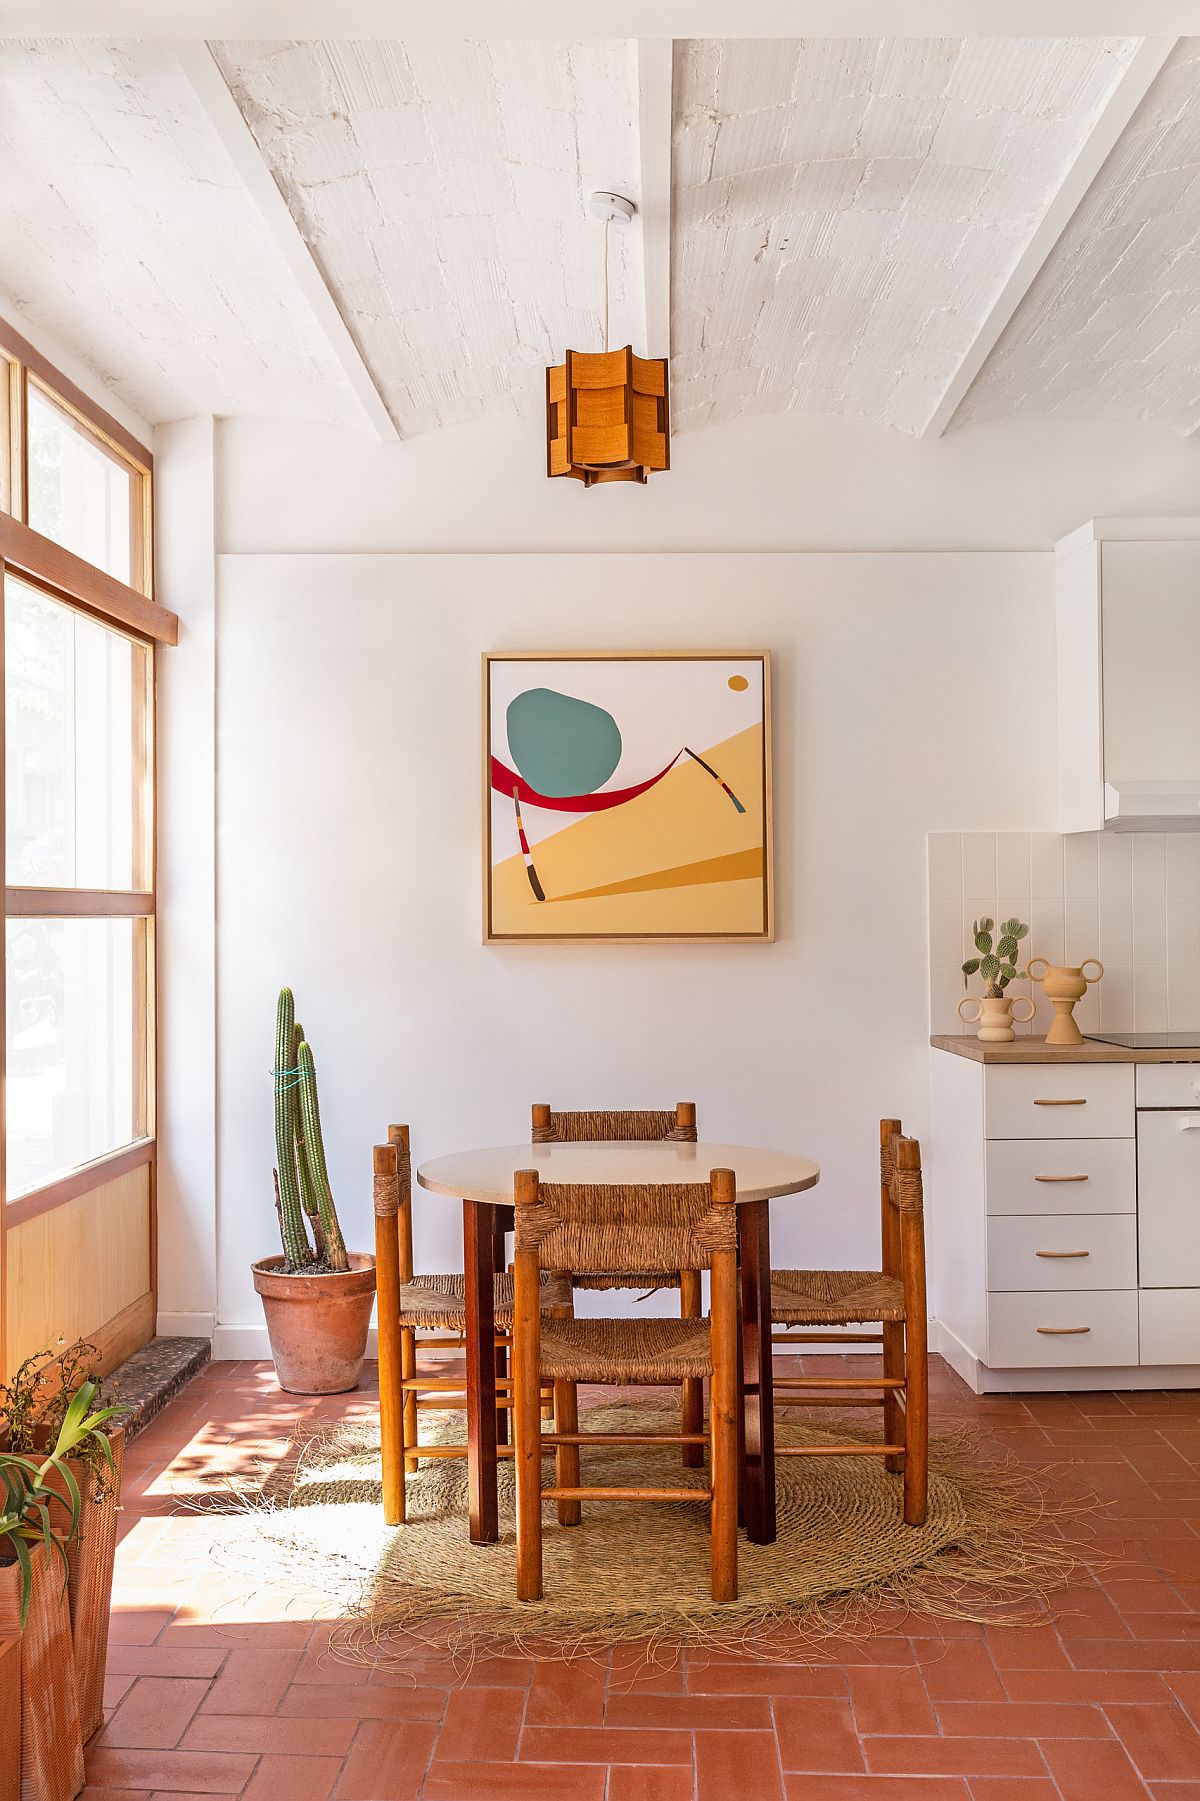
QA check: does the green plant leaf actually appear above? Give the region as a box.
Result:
[980,954,1000,981]
[10,1530,32,1630]
[961,958,981,983]
[1014,922,1029,940]
[997,935,1017,960]
[974,930,993,954]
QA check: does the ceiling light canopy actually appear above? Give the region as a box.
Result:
[546,192,670,487]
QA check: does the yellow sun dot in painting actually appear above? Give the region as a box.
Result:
[727,674,749,692]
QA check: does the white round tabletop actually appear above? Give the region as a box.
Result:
[416,1141,820,1206]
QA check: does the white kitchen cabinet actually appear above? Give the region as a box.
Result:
[1137,1109,1200,1288]
[1055,519,1200,833]
[930,1043,1200,1392]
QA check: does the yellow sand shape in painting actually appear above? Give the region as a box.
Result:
[490,723,765,937]
[552,846,763,904]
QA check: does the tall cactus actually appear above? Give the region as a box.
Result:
[273,988,311,1270]
[296,1039,350,1272]
[292,1020,326,1259]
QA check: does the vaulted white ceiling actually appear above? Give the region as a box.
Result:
[1,34,1198,442]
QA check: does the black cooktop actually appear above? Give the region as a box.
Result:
[1086,1031,1200,1049]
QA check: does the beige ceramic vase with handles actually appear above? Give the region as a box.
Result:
[1027,956,1104,1045]
[958,992,1036,1043]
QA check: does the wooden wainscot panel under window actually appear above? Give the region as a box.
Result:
[5,1163,152,1377]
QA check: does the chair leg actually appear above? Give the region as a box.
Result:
[881,1320,905,1476]
[399,1326,420,1475]
[679,1268,704,1469]
[903,1314,929,1526]
[553,1378,581,1526]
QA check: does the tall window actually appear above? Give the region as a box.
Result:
[0,318,174,1380]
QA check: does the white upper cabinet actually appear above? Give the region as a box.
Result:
[1056,520,1200,834]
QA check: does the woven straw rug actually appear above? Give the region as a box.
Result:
[198,1403,1098,1661]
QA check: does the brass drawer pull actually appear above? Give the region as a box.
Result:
[1033,1098,1087,1106]
[1034,1173,1088,1183]
[1036,1325,1091,1335]
[1036,1249,1090,1259]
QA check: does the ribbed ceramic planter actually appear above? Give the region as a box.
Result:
[252,1253,377,1393]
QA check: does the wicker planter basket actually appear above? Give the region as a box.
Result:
[0,1635,20,1801]
[0,1543,85,1801]
[64,1429,124,1742]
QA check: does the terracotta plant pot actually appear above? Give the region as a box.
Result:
[252,1253,377,1393]
[0,1542,85,1801]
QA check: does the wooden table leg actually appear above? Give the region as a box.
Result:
[493,1207,510,1447]
[464,1197,499,1545]
[739,1198,776,1545]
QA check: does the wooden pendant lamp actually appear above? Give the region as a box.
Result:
[546,193,670,486]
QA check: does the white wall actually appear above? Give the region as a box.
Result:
[209,549,1054,1352]
[217,411,1200,556]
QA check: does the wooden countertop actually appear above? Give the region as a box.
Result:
[931,1033,1200,1064]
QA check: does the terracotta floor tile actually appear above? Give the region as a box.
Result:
[966,1783,1061,1800]
[1001,1670,1169,1706]
[847,1666,938,1736]
[100,1678,210,1750]
[436,1686,525,1762]
[982,1627,1070,1672]
[180,1713,356,1757]
[525,1659,607,1726]
[937,1701,1111,1738]
[915,1644,1005,1704]
[108,1610,175,1645]
[241,1753,343,1801]
[78,1790,153,1800]
[696,1728,783,1800]
[774,1698,865,1773]
[783,1780,970,1799]
[108,1646,228,1680]
[865,1737,1047,1778]
[199,1647,302,1715]
[1103,1702,1200,1780]
[606,1769,695,1801]
[423,1762,608,1801]
[276,1682,446,1721]
[519,1726,692,1764]
[84,1748,257,1794]
[606,1691,771,1729]
[686,1661,848,1696]
[1167,1672,1200,1724]
[1039,1737,1155,1801]
[331,1719,439,1800]
[1147,1786,1200,1800]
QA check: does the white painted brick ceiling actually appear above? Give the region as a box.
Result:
[671,37,1142,435]
[211,39,643,436]
[959,38,1200,436]
[0,39,358,429]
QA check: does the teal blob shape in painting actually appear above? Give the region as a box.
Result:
[506,687,622,798]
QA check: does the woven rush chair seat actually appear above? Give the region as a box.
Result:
[398,1271,571,1330]
[572,1269,683,1292]
[538,1316,712,1385]
[771,1269,906,1326]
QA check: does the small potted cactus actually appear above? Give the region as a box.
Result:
[958,917,1034,1042]
[252,989,377,1393]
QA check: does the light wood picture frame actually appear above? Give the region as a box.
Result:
[484,651,773,944]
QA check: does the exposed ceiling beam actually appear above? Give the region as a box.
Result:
[920,35,1178,439]
[173,40,400,443]
[637,40,674,362]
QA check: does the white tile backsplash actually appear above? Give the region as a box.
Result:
[928,829,1200,1036]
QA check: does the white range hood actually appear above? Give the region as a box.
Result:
[1103,781,1200,832]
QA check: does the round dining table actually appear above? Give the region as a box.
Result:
[416,1141,821,1548]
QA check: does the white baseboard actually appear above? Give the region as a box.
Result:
[156,1311,216,1340]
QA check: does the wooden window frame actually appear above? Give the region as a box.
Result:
[0,315,178,1378]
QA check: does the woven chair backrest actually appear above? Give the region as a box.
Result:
[532,1108,697,1145]
[881,1132,924,1217]
[514,1180,734,1274]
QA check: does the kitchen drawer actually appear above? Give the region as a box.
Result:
[987,1290,1138,1369]
[1140,1290,1200,1365]
[985,1138,1135,1215]
[1136,1064,1200,1108]
[987,1214,1136,1291]
[984,1064,1133,1139]
[1137,1108,1200,1287]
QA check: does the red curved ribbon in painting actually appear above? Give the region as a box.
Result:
[489,753,681,813]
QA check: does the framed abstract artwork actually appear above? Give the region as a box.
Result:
[483,652,772,943]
